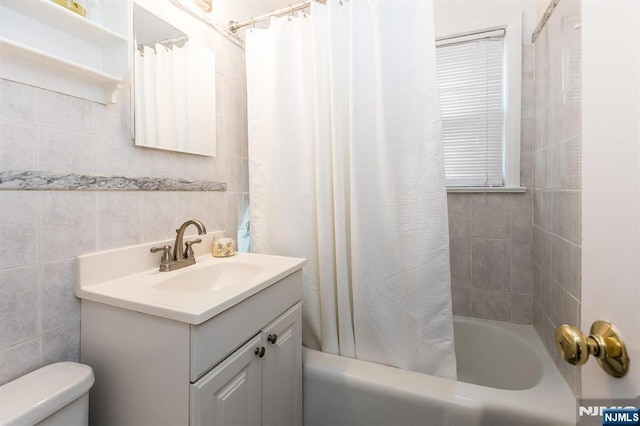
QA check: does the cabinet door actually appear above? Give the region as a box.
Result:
[261,302,302,426]
[191,335,262,426]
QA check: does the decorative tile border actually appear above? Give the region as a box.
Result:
[0,171,226,191]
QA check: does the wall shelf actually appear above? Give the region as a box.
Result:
[1,38,121,84]
[0,0,130,104]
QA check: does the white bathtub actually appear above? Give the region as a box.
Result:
[303,316,576,426]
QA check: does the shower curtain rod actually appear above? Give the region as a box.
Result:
[229,0,327,33]
[136,35,189,54]
[531,0,560,43]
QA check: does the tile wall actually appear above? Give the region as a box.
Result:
[448,43,535,325]
[531,0,582,396]
[0,33,248,385]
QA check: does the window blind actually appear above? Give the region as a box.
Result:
[436,32,505,187]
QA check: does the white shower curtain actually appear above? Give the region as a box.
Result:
[246,0,456,379]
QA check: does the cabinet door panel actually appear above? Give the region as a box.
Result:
[262,302,302,426]
[191,335,262,426]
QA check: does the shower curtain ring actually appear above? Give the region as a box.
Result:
[288,5,293,21]
[250,17,255,31]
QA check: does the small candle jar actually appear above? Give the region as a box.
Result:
[213,237,235,257]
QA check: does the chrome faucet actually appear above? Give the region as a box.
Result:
[150,219,207,272]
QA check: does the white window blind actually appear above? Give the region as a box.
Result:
[436,31,505,187]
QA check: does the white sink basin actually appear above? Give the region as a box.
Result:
[76,234,306,324]
[154,262,265,293]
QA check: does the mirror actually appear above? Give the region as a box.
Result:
[133,2,216,157]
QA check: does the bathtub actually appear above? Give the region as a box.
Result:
[303,316,576,426]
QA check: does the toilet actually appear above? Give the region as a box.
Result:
[0,362,94,426]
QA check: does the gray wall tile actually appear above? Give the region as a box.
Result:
[532,265,542,307]
[522,44,535,81]
[226,156,244,193]
[471,288,510,321]
[221,76,243,120]
[0,266,39,348]
[41,322,80,366]
[563,240,581,299]
[36,127,96,175]
[0,122,36,171]
[451,287,472,316]
[534,150,547,189]
[510,193,533,241]
[94,84,132,139]
[37,89,94,134]
[142,192,177,243]
[551,191,564,236]
[520,151,533,188]
[510,293,532,324]
[204,192,227,236]
[225,192,242,232]
[562,291,580,326]
[532,2,582,397]
[472,195,511,238]
[471,239,511,291]
[0,80,37,124]
[0,338,40,386]
[0,192,38,269]
[551,235,564,284]
[510,240,532,294]
[449,237,471,288]
[539,190,553,231]
[548,143,563,188]
[176,193,206,227]
[95,135,138,177]
[447,194,471,237]
[96,192,142,250]
[549,280,564,326]
[40,259,80,332]
[39,192,97,262]
[563,191,581,244]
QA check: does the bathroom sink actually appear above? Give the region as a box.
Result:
[154,262,265,293]
[76,235,306,324]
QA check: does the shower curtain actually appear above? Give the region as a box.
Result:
[246,0,456,379]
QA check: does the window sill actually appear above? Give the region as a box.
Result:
[447,186,527,193]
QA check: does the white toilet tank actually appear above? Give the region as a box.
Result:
[0,362,94,426]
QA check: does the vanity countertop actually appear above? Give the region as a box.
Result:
[76,236,305,325]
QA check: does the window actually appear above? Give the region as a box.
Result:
[435,16,523,190]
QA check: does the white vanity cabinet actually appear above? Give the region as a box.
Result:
[191,303,302,426]
[80,269,303,426]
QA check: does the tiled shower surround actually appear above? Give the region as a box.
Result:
[448,44,535,325]
[532,0,582,396]
[0,32,249,385]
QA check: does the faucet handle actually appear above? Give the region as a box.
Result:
[150,245,173,271]
[184,238,202,259]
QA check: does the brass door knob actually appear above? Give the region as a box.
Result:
[555,321,630,378]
